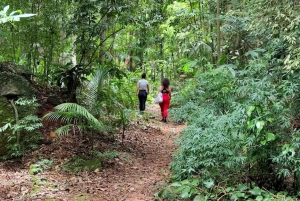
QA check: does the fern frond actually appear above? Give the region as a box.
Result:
[43,103,102,129]
[86,67,110,107]
[0,123,11,133]
[55,125,72,136]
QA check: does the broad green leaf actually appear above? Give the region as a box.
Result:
[174,186,186,194]
[226,186,234,192]
[249,187,262,196]
[180,187,191,199]
[247,106,255,117]
[230,194,238,201]
[191,178,199,186]
[182,63,189,72]
[203,178,214,188]
[190,187,195,196]
[14,13,36,18]
[237,184,247,191]
[234,192,246,197]
[247,120,254,128]
[9,11,19,16]
[170,182,181,187]
[3,5,9,14]
[193,195,206,201]
[181,179,190,185]
[260,140,266,145]
[218,55,227,65]
[266,133,275,141]
[256,121,265,133]
[189,60,198,68]
[255,195,263,201]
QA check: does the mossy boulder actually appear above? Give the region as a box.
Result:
[0,62,32,78]
[0,62,37,156]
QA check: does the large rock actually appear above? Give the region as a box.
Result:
[0,62,32,77]
[0,62,36,156]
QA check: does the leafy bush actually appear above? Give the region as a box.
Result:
[0,98,42,159]
[170,56,300,195]
[44,66,137,144]
[156,178,297,201]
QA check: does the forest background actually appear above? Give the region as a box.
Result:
[1,0,300,200]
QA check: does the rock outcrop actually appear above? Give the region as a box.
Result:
[0,62,36,156]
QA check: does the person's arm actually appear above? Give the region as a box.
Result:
[147,84,150,94]
[136,82,140,96]
[169,87,172,99]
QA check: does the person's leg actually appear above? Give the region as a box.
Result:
[162,101,167,122]
[142,92,147,111]
[164,97,170,118]
[138,92,143,111]
[159,102,164,120]
[162,95,170,122]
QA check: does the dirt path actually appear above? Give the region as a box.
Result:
[0,104,185,201]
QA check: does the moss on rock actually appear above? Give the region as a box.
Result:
[0,72,36,97]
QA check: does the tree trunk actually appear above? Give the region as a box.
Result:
[216,0,221,64]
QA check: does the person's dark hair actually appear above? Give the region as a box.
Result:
[161,78,170,88]
[142,73,146,79]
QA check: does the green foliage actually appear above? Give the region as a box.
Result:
[63,151,118,174]
[63,157,101,174]
[29,158,53,175]
[0,98,42,159]
[156,178,296,201]
[90,150,118,159]
[43,66,134,140]
[167,0,300,197]
[0,5,35,24]
[43,102,103,138]
[0,0,299,198]
[170,53,300,195]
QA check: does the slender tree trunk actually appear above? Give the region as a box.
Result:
[216,0,221,64]
[210,24,215,65]
[100,15,107,65]
[10,100,20,144]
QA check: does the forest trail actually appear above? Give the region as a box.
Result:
[97,104,185,201]
[0,104,185,201]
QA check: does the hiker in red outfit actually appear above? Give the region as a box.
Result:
[158,78,171,123]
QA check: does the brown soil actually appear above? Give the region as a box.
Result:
[0,104,185,201]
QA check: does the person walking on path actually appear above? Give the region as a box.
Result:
[159,78,171,123]
[136,73,150,111]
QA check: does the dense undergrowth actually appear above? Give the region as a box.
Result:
[154,1,300,200]
[163,52,300,200]
[163,58,300,200]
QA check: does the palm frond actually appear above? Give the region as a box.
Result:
[43,103,103,129]
[55,125,72,136]
[86,66,110,107]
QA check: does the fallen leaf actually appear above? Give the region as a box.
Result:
[50,131,57,138]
